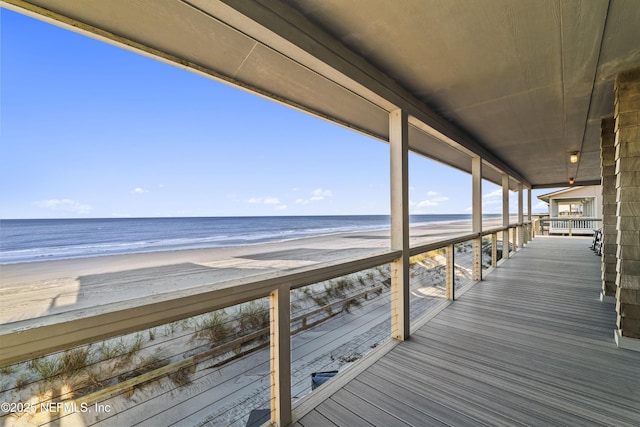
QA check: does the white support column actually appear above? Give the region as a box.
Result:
[472,157,482,281]
[517,183,524,249]
[502,174,510,260]
[270,285,291,427]
[527,188,533,242]
[389,109,410,341]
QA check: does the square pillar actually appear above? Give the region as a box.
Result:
[502,175,510,260]
[389,109,410,341]
[600,117,617,302]
[517,183,524,247]
[614,67,640,343]
[472,157,482,281]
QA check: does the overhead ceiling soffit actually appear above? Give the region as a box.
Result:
[217,0,530,186]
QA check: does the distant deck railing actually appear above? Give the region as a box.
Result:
[1,222,533,426]
[534,217,602,236]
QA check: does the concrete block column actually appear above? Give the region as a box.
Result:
[614,67,640,342]
[600,117,617,302]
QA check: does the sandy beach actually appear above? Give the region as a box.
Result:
[0,220,494,325]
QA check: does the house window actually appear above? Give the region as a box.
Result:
[558,202,583,216]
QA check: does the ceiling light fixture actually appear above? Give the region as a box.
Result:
[569,152,579,164]
[569,177,575,185]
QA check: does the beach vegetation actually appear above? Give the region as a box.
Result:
[130,333,144,354]
[148,328,156,341]
[97,341,120,359]
[324,282,341,299]
[29,355,62,380]
[164,322,179,336]
[179,318,195,332]
[193,311,232,344]
[15,374,29,391]
[366,271,375,281]
[343,298,362,313]
[75,370,104,396]
[237,301,269,334]
[312,293,330,307]
[97,334,143,362]
[334,281,347,298]
[118,349,169,383]
[60,347,92,375]
[169,366,192,388]
[0,365,15,375]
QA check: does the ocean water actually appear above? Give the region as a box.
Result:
[0,215,475,264]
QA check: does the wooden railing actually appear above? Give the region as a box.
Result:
[533,217,602,236]
[0,222,532,426]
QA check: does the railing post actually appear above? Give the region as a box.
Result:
[491,232,497,268]
[532,220,536,238]
[569,219,573,237]
[270,285,291,427]
[446,244,455,300]
[389,109,410,341]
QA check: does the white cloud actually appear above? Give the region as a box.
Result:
[312,188,332,197]
[132,187,148,194]
[34,199,91,214]
[416,200,438,208]
[533,201,548,212]
[410,193,450,213]
[415,195,449,208]
[276,205,287,211]
[483,189,502,199]
[248,197,280,204]
[298,188,332,204]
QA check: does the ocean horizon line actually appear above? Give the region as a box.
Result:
[0,214,506,264]
[0,213,506,221]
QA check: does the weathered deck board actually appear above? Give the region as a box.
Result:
[296,237,640,426]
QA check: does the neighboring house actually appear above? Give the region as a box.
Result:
[537,186,602,235]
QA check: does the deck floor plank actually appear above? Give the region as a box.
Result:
[295,237,640,427]
[294,409,336,427]
[345,380,452,426]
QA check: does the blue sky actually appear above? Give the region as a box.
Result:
[1,9,551,219]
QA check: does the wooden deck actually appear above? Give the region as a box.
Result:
[293,237,640,427]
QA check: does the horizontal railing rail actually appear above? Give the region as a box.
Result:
[0,249,400,367]
[534,217,602,236]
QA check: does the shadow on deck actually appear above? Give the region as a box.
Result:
[294,237,640,427]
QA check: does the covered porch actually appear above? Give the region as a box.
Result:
[2,1,640,426]
[294,236,640,427]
